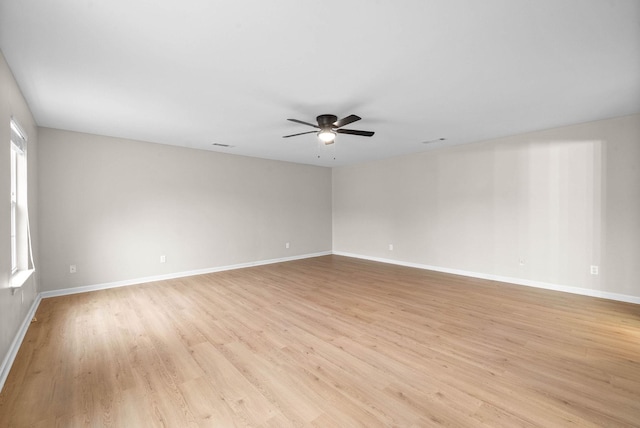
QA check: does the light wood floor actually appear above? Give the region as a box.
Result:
[1,255,639,427]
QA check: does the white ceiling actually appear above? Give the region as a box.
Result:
[1,0,639,167]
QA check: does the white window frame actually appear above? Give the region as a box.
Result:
[10,142,18,274]
[9,119,34,289]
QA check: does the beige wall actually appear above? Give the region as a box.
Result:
[38,128,332,292]
[333,114,640,300]
[0,52,39,373]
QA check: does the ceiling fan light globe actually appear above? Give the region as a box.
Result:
[318,130,336,143]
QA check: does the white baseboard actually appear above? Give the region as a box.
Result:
[40,251,332,299]
[333,251,640,305]
[0,293,42,393]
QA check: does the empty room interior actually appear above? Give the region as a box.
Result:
[1,1,639,426]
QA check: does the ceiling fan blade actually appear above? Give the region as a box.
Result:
[282,130,318,138]
[336,128,375,137]
[333,114,361,128]
[287,118,319,128]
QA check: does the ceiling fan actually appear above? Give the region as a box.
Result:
[283,114,374,144]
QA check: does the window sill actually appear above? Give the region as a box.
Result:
[10,269,35,291]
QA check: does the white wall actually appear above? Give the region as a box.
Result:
[0,52,39,376]
[38,128,332,292]
[333,114,640,300]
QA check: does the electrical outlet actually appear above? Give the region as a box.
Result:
[519,258,525,266]
[160,255,166,263]
[285,242,290,249]
[388,244,394,251]
[590,265,599,275]
[69,264,76,274]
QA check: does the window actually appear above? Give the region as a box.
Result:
[10,138,18,273]
[9,119,34,288]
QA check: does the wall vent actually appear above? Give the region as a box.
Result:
[212,143,233,148]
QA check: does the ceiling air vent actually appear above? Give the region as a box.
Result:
[421,138,446,144]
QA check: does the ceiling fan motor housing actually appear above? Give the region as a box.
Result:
[317,114,338,128]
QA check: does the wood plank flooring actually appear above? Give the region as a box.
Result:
[1,255,639,427]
